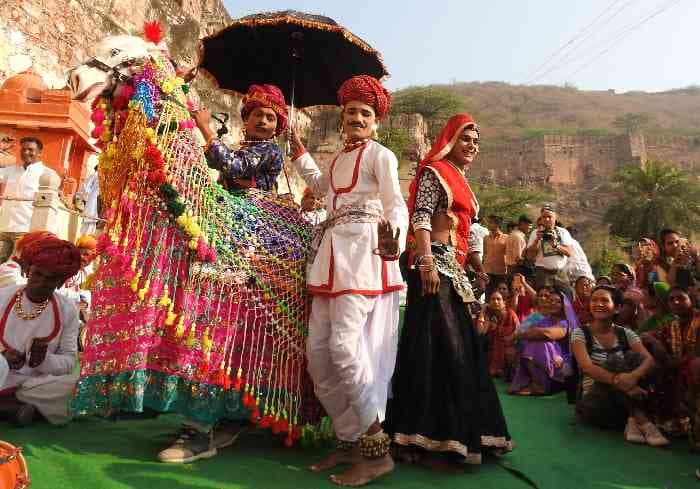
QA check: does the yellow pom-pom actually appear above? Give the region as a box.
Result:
[130,271,141,292]
[165,310,176,326]
[188,239,198,250]
[175,316,185,337]
[186,326,196,348]
[145,128,155,141]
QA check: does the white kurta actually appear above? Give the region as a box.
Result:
[293,141,408,440]
[292,140,409,296]
[0,161,59,233]
[0,285,79,424]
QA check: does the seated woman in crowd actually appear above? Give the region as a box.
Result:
[644,286,700,443]
[611,263,640,295]
[617,290,645,331]
[482,289,520,378]
[509,273,536,321]
[668,237,700,289]
[573,276,594,325]
[638,282,672,334]
[572,285,668,446]
[596,276,612,287]
[633,238,667,288]
[508,287,579,396]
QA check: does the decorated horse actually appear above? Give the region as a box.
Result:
[68,24,321,448]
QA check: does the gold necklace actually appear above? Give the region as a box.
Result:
[14,288,50,321]
[445,158,467,179]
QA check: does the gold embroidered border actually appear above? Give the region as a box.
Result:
[393,432,513,464]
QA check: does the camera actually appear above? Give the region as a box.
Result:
[542,230,555,242]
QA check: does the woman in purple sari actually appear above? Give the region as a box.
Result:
[508,287,579,395]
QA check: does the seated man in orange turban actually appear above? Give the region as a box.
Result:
[0,232,82,426]
[191,84,288,192]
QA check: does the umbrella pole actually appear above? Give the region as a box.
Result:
[284,33,303,199]
[282,73,295,198]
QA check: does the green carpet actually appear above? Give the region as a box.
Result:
[1,382,697,489]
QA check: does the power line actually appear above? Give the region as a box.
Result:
[524,0,627,83]
[528,0,638,83]
[564,0,683,79]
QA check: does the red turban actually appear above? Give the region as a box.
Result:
[337,75,391,119]
[14,231,56,260]
[17,232,82,279]
[241,84,288,136]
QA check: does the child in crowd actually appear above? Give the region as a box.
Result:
[482,287,519,378]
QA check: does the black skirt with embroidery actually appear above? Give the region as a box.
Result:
[384,267,513,463]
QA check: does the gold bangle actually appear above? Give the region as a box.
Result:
[205,135,218,148]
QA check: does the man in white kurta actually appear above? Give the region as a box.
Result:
[0,137,60,263]
[290,75,408,486]
[0,232,82,425]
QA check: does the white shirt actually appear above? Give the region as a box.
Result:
[292,141,409,296]
[565,238,594,281]
[468,222,489,256]
[527,226,575,271]
[77,170,100,235]
[0,161,60,233]
[0,260,25,288]
[0,285,79,389]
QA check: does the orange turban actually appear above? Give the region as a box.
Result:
[241,84,288,136]
[337,75,391,119]
[76,234,98,252]
[17,231,82,279]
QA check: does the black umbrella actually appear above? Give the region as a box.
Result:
[198,10,389,109]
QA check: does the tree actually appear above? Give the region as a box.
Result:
[391,86,466,130]
[582,225,629,277]
[613,112,654,133]
[471,182,551,225]
[377,126,411,159]
[603,159,700,241]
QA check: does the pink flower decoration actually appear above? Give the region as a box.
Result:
[91,109,106,123]
[91,125,104,139]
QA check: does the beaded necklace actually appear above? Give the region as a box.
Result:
[343,138,369,152]
[0,289,61,351]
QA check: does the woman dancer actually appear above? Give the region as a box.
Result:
[385,114,512,468]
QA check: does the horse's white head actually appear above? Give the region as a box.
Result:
[68,35,160,102]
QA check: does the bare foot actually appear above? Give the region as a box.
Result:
[329,454,394,487]
[309,447,359,473]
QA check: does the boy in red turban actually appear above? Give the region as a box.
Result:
[191,84,287,192]
[289,75,406,486]
[0,231,81,426]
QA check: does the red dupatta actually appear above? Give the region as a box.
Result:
[407,114,480,266]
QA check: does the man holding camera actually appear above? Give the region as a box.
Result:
[525,205,574,292]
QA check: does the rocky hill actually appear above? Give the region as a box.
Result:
[420,81,700,141]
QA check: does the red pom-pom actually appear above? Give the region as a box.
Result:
[271,420,282,435]
[284,435,294,448]
[144,21,163,44]
[223,376,232,390]
[259,415,273,429]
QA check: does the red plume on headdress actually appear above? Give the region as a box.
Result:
[144,21,164,45]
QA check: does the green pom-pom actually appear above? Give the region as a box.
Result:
[159,183,178,199]
[167,199,186,217]
[182,85,189,94]
[169,121,178,132]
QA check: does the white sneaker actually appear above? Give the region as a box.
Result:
[639,422,670,447]
[624,418,645,444]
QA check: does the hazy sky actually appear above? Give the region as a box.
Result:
[222,0,699,93]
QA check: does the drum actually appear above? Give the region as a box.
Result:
[0,440,30,489]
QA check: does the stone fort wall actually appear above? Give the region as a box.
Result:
[470,133,700,186]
